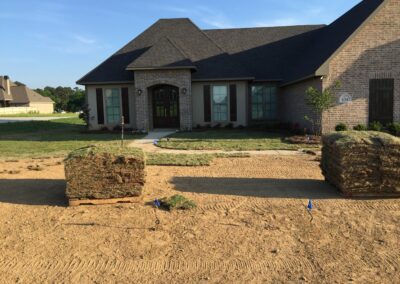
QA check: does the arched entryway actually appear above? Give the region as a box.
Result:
[151,85,180,128]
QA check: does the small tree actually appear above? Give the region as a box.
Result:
[304,81,340,135]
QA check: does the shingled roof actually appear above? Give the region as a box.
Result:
[0,76,53,104]
[126,37,195,70]
[77,0,385,85]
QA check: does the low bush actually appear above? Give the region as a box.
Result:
[387,123,400,137]
[159,195,197,210]
[335,123,347,131]
[353,124,368,131]
[369,121,383,132]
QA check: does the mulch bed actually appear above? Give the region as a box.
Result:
[285,135,321,145]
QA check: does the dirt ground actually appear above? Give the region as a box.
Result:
[0,155,399,283]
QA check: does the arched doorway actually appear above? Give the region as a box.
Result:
[151,85,180,128]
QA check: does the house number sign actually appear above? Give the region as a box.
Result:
[339,93,352,104]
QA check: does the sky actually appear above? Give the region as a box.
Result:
[0,0,360,89]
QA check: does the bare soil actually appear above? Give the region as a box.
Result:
[0,156,399,283]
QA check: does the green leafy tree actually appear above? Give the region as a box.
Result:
[35,86,85,112]
[304,81,340,135]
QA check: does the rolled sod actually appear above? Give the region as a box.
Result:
[321,131,400,196]
[64,145,145,200]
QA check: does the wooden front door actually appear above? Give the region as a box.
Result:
[152,85,180,128]
[369,79,394,125]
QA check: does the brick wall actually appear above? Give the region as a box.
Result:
[134,69,192,131]
[322,0,400,132]
[281,78,323,133]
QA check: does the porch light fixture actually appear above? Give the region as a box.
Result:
[137,88,143,96]
[181,87,187,95]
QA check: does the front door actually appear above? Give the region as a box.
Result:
[369,79,394,125]
[152,85,180,128]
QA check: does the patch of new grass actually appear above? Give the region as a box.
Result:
[146,153,214,166]
[214,152,251,158]
[159,195,197,210]
[157,129,318,151]
[0,117,144,158]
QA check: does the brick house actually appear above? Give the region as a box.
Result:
[0,76,54,113]
[77,0,399,133]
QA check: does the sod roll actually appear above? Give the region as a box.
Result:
[64,145,145,200]
[321,131,400,196]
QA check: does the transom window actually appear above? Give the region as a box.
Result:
[251,85,277,121]
[212,85,228,121]
[105,88,121,124]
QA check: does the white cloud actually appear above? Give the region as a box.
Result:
[254,17,303,27]
[26,32,101,54]
[156,4,235,29]
[73,35,96,45]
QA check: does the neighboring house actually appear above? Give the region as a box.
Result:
[0,76,54,114]
[77,0,399,133]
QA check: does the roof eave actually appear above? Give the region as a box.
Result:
[76,80,134,86]
[280,74,319,87]
[126,66,197,71]
[192,77,255,82]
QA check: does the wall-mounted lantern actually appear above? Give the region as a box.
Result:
[181,87,187,95]
[137,88,143,96]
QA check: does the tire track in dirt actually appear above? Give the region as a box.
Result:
[196,199,400,213]
[0,256,315,279]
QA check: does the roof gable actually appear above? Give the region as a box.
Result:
[283,0,385,84]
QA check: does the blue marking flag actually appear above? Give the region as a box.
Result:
[154,199,161,208]
[153,139,159,145]
[307,199,313,211]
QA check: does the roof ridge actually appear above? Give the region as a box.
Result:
[184,18,227,54]
[163,36,191,60]
[202,24,326,32]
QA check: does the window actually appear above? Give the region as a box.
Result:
[105,88,121,124]
[212,85,228,121]
[251,85,277,121]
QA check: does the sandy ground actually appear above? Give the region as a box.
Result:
[0,155,399,283]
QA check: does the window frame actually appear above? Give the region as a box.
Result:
[211,84,229,122]
[103,87,122,125]
[249,83,278,122]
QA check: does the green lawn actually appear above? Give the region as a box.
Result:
[146,153,214,166]
[157,129,319,151]
[0,112,78,118]
[0,117,143,158]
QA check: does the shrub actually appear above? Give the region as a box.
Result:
[353,124,368,131]
[369,121,383,132]
[159,195,197,210]
[387,123,400,137]
[335,123,347,131]
[79,104,90,127]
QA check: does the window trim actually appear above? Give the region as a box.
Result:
[249,83,278,122]
[103,87,122,125]
[211,84,230,122]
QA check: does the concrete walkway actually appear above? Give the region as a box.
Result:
[132,129,177,144]
[129,130,307,156]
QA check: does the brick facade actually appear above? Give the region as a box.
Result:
[134,69,192,131]
[322,0,400,132]
[280,78,323,133]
